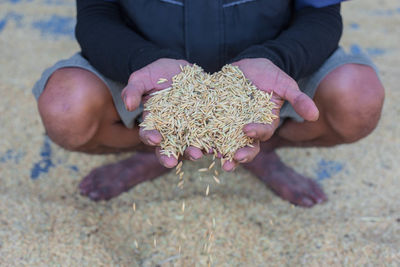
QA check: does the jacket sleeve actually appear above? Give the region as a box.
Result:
[75,0,185,83]
[230,4,343,80]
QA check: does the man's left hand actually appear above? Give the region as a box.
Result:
[221,58,320,171]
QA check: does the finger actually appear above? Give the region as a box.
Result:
[222,160,238,172]
[276,84,319,122]
[243,123,276,142]
[121,81,149,112]
[139,128,162,146]
[233,141,260,163]
[139,111,163,146]
[121,72,173,112]
[184,146,204,161]
[155,147,178,168]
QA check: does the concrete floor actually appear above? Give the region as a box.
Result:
[0,0,399,265]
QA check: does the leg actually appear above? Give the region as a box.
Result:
[38,68,170,200]
[245,64,385,207]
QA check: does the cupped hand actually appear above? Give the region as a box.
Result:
[221,58,320,171]
[121,58,204,168]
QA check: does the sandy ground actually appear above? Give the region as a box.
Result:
[0,0,399,266]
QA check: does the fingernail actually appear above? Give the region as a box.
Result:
[238,158,247,163]
[316,196,327,204]
[235,156,246,163]
[148,136,159,145]
[189,156,196,161]
[148,140,156,146]
[123,95,130,111]
[246,131,256,137]
[301,197,314,207]
[89,192,99,200]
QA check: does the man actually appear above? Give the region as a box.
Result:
[33,0,384,207]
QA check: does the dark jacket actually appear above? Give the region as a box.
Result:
[76,0,343,84]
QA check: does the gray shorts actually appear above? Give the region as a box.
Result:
[32,47,377,128]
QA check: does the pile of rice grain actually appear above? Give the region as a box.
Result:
[140,64,277,161]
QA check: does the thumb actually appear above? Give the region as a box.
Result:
[121,82,147,112]
[281,85,319,122]
[121,68,156,111]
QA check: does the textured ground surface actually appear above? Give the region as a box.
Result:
[0,0,399,266]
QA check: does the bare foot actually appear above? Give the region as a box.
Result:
[79,152,169,201]
[244,151,327,207]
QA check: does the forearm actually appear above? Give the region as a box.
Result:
[75,0,184,83]
[230,4,343,80]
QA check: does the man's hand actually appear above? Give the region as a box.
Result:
[221,58,320,171]
[122,58,205,168]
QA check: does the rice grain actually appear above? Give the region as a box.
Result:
[141,64,277,170]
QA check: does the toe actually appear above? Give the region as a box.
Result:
[88,186,115,201]
[79,173,96,195]
[88,191,101,201]
[309,181,328,204]
[299,197,315,208]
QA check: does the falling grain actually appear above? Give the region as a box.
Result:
[207,242,213,254]
[198,168,209,172]
[213,176,220,184]
[182,201,185,212]
[206,184,210,196]
[176,161,183,170]
[208,161,216,170]
[132,202,136,212]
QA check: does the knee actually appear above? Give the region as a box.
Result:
[321,64,385,143]
[38,68,110,150]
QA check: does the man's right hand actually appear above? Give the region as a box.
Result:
[122,58,189,112]
[121,58,204,168]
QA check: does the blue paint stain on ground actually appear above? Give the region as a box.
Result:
[44,0,74,5]
[350,44,362,55]
[0,149,25,164]
[0,0,33,3]
[30,136,54,179]
[366,48,386,56]
[316,159,344,181]
[69,165,79,172]
[0,12,23,32]
[0,18,6,32]
[371,9,395,16]
[32,15,75,37]
[349,23,359,30]
[350,44,386,57]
